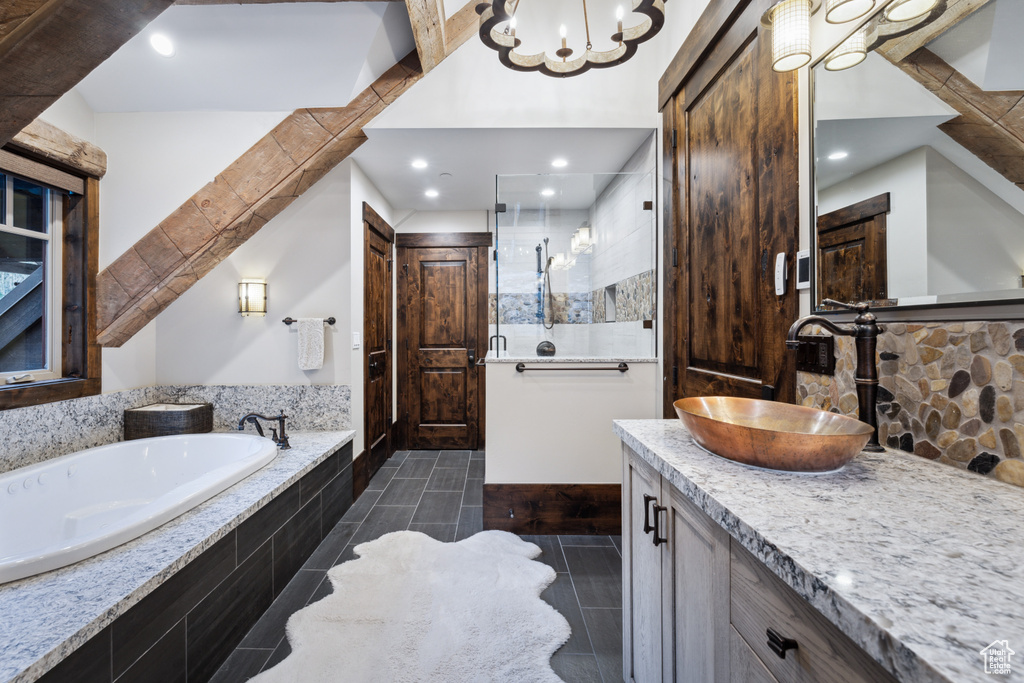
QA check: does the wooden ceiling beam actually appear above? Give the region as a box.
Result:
[0,0,175,148]
[174,0,399,4]
[406,0,447,73]
[877,0,992,63]
[443,0,479,57]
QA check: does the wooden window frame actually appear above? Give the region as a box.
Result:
[0,150,100,410]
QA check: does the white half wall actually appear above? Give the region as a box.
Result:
[155,163,353,386]
[485,360,660,484]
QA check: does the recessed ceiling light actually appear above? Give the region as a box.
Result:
[828,151,849,160]
[551,158,568,168]
[425,189,439,198]
[411,159,428,170]
[149,33,175,57]
[541,188,555,197]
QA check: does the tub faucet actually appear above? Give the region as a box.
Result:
[786,299,884,452]
[237,411,291,450]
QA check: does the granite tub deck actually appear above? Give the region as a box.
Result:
[614,420,1024,683]
[0,430,355,683]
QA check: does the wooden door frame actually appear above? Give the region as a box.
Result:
[360,202,394,494]
[395,231,492,450]
[660,0,799,416]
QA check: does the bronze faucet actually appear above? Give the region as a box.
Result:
[786,299,884,452]
[237,411,291,450]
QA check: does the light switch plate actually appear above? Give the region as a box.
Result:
[774,252,787,296]
[796,249,810,290]
[352,332,361,349]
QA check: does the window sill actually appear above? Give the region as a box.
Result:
[0,377,101,411]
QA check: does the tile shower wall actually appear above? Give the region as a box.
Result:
[798,321,1024,490]
[0,385,351,474]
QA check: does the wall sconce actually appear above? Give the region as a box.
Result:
[884,0,939,22]
[824,27,867,70]
[571,224,593,255]
[764,0,818,72]
[825,0,874,24]
[238,279,267,317]
[552,252,567,270]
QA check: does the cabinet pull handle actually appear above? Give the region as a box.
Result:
[642,494,657,534]
[766,628,798,659]
[652,505,667,546]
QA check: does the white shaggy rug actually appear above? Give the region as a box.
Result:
[251,530,571,683]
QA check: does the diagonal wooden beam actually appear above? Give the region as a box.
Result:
[877,0,992,63]
[95,52,423,347]
[443,0,479,57]
[405,0,447,73]
[175,0,399,4]
[0,0,175,148]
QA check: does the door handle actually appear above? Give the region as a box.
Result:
[642,494,656,534]
[766,628,798,659]
[468,348,476,367]
[652,505,668,546]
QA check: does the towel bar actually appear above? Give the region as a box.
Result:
[283,317,336,325]
[515,362,628,373]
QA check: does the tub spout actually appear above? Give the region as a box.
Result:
[787,299,885,453]
[237,412,290,450]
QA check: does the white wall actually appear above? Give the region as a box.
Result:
[348,160,395,455]
[818,147,930,299]
[394,210,487,233]
[486,361,660,484]
[155,163,352,385]
[40,90,96,145]
[925,148,1024,295]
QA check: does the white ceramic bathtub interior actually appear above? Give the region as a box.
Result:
[0,433,277,585]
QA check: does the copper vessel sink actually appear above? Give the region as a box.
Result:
[673,397,874,472]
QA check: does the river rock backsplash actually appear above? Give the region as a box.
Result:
[798,321,1024,490]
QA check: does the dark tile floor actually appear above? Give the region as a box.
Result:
[210,449,623,683]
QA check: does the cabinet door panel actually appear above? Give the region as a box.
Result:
[623,447,663,683]
[663,482,731,683]
[730,626,779,683]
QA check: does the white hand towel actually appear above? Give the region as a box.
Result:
[297,318,324,371]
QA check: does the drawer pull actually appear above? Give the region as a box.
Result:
[652,505,668,546]
[642,494,657,534]
[766,628,798,659]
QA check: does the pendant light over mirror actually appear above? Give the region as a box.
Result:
[763,0,818,73]
[825,0,874,24]
[884,0,939,22]
[824,27,867,70]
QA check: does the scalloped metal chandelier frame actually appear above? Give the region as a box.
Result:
[475,0,667,78]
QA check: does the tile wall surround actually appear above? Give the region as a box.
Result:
[489,269,655,327]
[798,320,1024,490]
[0,384,351,475]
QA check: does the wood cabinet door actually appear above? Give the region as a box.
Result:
[397,243,484,449]
[662,0,799,410]
[623,447,663,683]
[663,479,731,683]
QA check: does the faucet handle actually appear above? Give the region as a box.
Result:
[822,299,870,313]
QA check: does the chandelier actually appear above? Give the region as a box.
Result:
[475,0,667,78]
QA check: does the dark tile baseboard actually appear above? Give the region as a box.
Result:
[482,483,622,535]
[39,443,354,683]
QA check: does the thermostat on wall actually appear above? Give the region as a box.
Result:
[796,250,810,290]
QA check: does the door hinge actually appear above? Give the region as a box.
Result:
[405,339,409,350]
[403,263,409,274]
[387,259,392,273]
[493,250,497,261]
[494,203,506,213]
[386,339,392,351]
[671,130,677,149]
[672,365,679,385]
[671,248,678,268]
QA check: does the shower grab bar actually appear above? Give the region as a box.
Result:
[282,317,336,325]
[515,362,628,373]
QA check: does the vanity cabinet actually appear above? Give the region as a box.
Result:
[622,443,896,683]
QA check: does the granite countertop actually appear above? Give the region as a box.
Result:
[614,419,1024,683]
[0,430,355,683]
[485,355,658,363]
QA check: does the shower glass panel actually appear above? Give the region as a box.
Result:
[492,159,656,359]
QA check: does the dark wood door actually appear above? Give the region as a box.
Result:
[397,233,491,450]
[817,193,889,304]
[363,203,393,483]
[661,0,799,413]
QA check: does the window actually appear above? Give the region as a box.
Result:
[0,173,64,382]
[0,151,100,410]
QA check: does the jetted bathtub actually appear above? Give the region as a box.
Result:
[0,433,277,584]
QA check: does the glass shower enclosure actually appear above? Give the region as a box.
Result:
[490,144,657,360]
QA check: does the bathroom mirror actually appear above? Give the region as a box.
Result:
[812,0,1024,311]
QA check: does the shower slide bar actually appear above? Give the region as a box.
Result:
[515,362,628,373]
